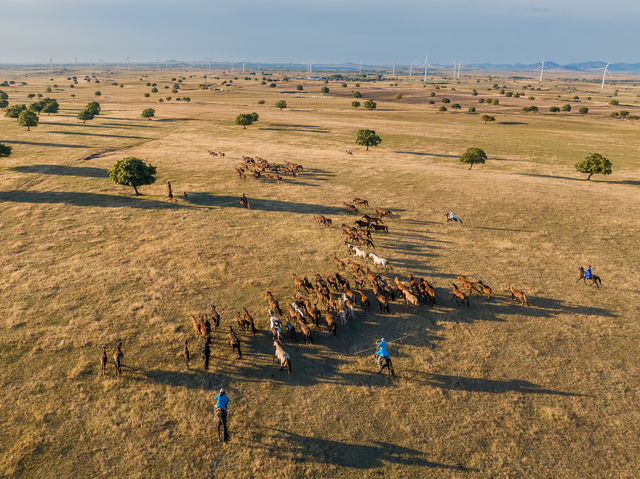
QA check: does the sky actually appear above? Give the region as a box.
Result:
[2,0,638,65]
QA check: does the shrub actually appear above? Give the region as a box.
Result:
[141,108,155,120]
[352,101,361,109]
[609,99,619,105]
[579,107,589,114]
[562,104,572,112]
[451,103,461,109]
[257,99,265,104]
[5,104,27,118]
[441,98,450,104]
[296,84,303,91]
[438,106,447,112]
[394,93,403,100]
[321,86,330,94]
[353,91,362,98]
[363,100,376,110]
[275,100,287,110]
[549,106,560,112]
[481,115,495,124]
[0,143,12,157]
[468,107,476,112]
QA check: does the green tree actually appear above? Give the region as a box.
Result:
[468,106,476,112]
[249,112,259,122]
[151,87,158,93]
[352,100,361,109]
[85,102,101,115]
[257,99,265,104]
[320,86,330,94]
[94,91,101,96]
[579,107,589,114]
[235,113,254,128]
[0,89,7,100]
[549,106,560,112]
[363,100,376,110]
[41,99,59,114]
[451,103,461,109]
[77,109,95,123]
[275,100,287,110]
[481,114,495,124]
[296,84,304,91]
[141,108,155,120]
[439,106,447,111]
[0,99,8,109]
[609,99,619,105]
[353,91,362,98]
[562,104,572,112]
[459,147,487,170]
[574,152,612,180]
[394,93,403,100]
[0,143,12,157]
[355,129,382,151]
[18,110,39,131]
[109,157,157,195]
[5,104,26,118]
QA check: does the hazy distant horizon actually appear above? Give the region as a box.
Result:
[2,0,638,65]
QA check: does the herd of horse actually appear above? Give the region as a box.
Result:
[232,155,304,183]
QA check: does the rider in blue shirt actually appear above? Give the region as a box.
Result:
[376,338,389,358]
[215,389,230,441]
[585,265,592,279]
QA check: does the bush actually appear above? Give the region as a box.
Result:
[269,83,277,88]
[141,108,155,120]
[562,104,572,112]
[353,91,362,98]
[472,89,478,96]
[94,91,101,96]
[609,99,619,105]
[144,93,150,97]
[258,99,265,104]
[579,107,589,114]
[482,115,495,124]
[296,84,303,91]
[610,111,619,117]
[451,103,461,109]
[85,102,101,115]
[522,105,538,112]
[441,98,450,104]
[363,100,376,110]
[109,157,157,195]
[620,110,630,117]
[275,100,287,110]
[491,99,499,105]
[321,86,330,94]
[18,110,39,130]
[468,107,476,113]
[438,106,447,112]
[549,106,560,112]
[0,143,12,157]
[5,104,27,118]
[459,147,487,170]
[77,109,94,123]
[151,87,158,93]
[505,91,513,97]
[394,93,403,100]
[575,152,612,180]
[352,101,361,109]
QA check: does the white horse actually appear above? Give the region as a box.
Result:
[369,253,389,269]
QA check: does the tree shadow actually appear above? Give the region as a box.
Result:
[0,140,91,149]
[187,193,346,215]
[259,127,329,134]
[253,427,475,471]
[12,164,109,178]
[497,121,528,125]
[394,151,512,161]
[0,190,192,210]
[425,374,583,396]
[41,121,157,129]
[48,131,152,140]
[518,173,640,186]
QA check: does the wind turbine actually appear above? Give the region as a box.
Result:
[451,60,457,78]
[49,57,53,72]
[456,62,462,79]
[359,63,362,75]
[74,57,78,72]
[599,62,611,88]
[242,58,246,73]
[307,59,312,76]
[165,58,168,71]
[536,59,544,82]
[423,55,432,82]
[392,62,396,78]
[127,57,130,71]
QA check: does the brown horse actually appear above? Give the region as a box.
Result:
[239,193,250,209]
[228,326,242,358]
[214,408,228,442]
[506,285,529,307]
[242,308,257,335]
[183,340,190,368]
[343,202,359,214]
[100,346,108,376]
[373,354,395,376]
[210,304,221,330]
[113,342,124,378]
[267,291,282,315]
[457,275,482,295]
[376,294,390,313]
[376,208,392,217]
[274,341,292,374]
[450,284,470,307]
[476,280,493,299]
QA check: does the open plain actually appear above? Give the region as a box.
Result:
[1,68,639,478]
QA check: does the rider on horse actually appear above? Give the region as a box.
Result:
[216,388,230,442]
[584,265,593,280]
[375,338,390,362]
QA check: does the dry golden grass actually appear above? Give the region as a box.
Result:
[0,68,639,478]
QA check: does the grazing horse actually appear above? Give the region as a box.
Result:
[228,326,242,358]
[100,346,108,376]
[239,193,250,209]
[450,284,470,307]
[373,355,395,376]
[273,341,292,374]
[577,267,602,288]
[113,343,124,378]
[476,280,493,299]
[376,294,390,313]
[506,285,529,307]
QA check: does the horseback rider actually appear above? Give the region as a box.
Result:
[375,338,390,364]
[215,388,230,442]
[448,211,455,221]
[584,265,593,280]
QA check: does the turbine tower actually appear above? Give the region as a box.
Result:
[359,63,362,75]
[423,55,430,82]
[242,58,246,73]
[600,62,611,88]
[165,58,168,71]
[74,56,78,72]
[409,62,413,77]
[127,57,130,71]
[457,62,461,79]
[392,62,396,78]
[49,57,53,72]
[536,59,544,83]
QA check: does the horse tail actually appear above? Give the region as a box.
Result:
[237,344,242,359]
[287,359,292,375]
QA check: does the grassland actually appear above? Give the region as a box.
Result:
[0,67,639,478]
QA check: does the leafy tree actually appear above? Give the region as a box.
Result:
[352,100,361,109]
[41,99,59,114]
[468,106,476,112]
[472,89,478,96]
[144,93,150,97]
[574,152,612,180]
[353,91,362,98]
[459,147,487,170]
[18,110,39,131]
[438,106,447,112]
[394,93,403,100]
[620,110,630,117]
[609,99,619,105]
[77,109,95,123]
[355,129,382,151]
[610,111,619,118]
[441,98,450,104]
[0,89,7,100]
[27,93,35,99]
[235,113,254,128]
[296,84,303,91]
[250,112,259,122]
[481,114,495,124]
[85,102,101,115]
[320,86,330,94]
[109,157,157,195]
[579,107,589,114]
[141,108,155,120]
[522,105,538,112]
[258,99,265,104]
[562,104,572,112]
[0,99,7,109]
[549,106,560,112]
[94,91,101,96]
[363,100,376,110]
[451,103,461,109]
[491,99,499,105]
[275,100,287,110]
[269,83,277,88]
[0,143,12,157]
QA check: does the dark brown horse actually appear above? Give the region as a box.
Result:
[576,267,602,288]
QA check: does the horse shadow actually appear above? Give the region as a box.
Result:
[424,374,583,396]
[251,427,475,471]
[12,164,109,178]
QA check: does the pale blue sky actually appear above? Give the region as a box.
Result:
[2,0,638,65]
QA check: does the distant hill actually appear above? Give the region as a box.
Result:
[463,61,640,73]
